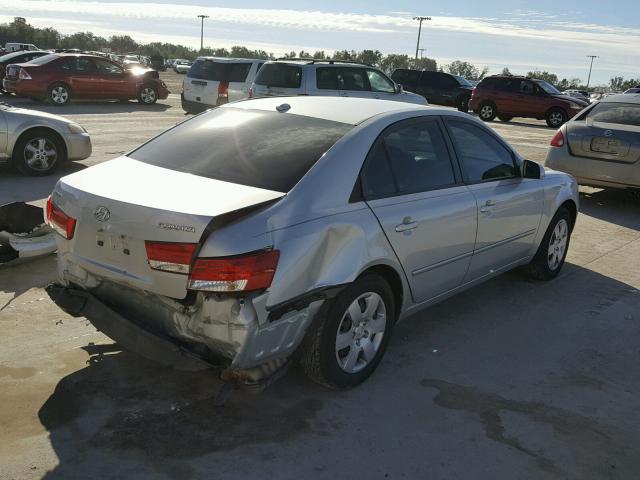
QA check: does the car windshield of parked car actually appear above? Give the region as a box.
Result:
[23,54,58,65]
[128,108,353,192]
[536,81,561,95]
[586,102,640,127]
[254,63,302,88]
[453,75,472,87]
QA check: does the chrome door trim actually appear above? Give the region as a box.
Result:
[412,250,474,276]
[473,228,537,255]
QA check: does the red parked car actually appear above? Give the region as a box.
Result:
[469,75,588,128]
[3,54,169,105]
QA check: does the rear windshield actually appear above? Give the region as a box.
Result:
[254,63,302,88]
[23,54,58,65]
[586,102,640,127]
[187,60,252,82]
[129,108,353,192]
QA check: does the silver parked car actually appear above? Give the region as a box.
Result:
[546,94,640,189]
[47,97,578,389]
[0,102,91,175]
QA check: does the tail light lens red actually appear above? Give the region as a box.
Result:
[550,129,565,147]
[145,241,197,274]
[471,87,477,97]
[46,197,76,239]
[188,250,280,292]
[18,68,32,80]
[248,87,253,98]
[218,81,228,98]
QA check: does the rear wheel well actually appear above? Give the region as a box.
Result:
[12,127,68,163]
[560,199,577,231]
[359,265,403,320]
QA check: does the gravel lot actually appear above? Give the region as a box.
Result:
[1,73,639,479]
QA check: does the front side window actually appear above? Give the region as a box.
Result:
[367,69,395,93]
[446,120,516,182]
[520,80,536,95]
[94,59,123,75]
[361,119,456,199]
[316,67,340,90]
[586,102,640,127]
[341,68,368,91]
[536,80,561,95]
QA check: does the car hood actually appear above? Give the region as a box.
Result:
[4,106,75,125]
[552,94,588,107]
[400,90,429,105]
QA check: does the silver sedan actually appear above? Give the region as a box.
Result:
[0,102,91,175]
[546,93,640,189]
[47,97,578,389]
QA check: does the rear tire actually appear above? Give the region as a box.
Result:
[524,207,572,280]
[47,83,71,106]
[546,108,567,128]
[456,96,470,112]
[13,129,65,176]
[478,102,497,122]
[299,274,395,389]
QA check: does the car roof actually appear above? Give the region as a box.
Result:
[225,96,432,125]
[268,59,372,68]
[195,56,263,63]
[599,93,640,104]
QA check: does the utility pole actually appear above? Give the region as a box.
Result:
[413,16,431,62]
[197,14,209,52]
[418,48,425,58]
[586,55,598,92]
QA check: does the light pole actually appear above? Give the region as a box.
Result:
[586,55,598,92]
[197,14,209,52]
[413,16,431,62]
[418,48,425,58]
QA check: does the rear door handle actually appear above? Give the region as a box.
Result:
[395,217,418,232]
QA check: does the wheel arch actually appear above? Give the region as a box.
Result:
[358,263,404,321]
[559,199,577,231]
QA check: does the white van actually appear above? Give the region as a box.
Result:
[181,57,265,113]
[5,43,39,53]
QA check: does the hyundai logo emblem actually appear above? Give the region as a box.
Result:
[94,206,111,222]
[603,130,613,137]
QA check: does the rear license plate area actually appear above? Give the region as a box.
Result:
[590,137,624,155]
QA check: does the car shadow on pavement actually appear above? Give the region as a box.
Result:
[34,263,640,479]
[579,188,640,231]
[0,162,87,205]
[1,94,172,115]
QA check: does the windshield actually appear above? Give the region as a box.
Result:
[129,108,353,192]
[536,80,561,95]
[453,75,472,87]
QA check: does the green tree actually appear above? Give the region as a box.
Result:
[501,67,512,76]
[356,49,383,66]
[413,56,437,71]
[445,60,489,80]
[526,70,558,85]
[379,54,411,74]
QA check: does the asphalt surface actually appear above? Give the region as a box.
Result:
[1,74,639,479]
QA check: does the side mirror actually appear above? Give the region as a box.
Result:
[522,159,544,179]
[395,83,403,94]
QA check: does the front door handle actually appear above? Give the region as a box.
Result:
[480,200,496,213]
[395,217,418,232]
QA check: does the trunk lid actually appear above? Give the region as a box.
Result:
[566,120,640,164]
[54,156,283,298]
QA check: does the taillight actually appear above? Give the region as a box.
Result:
[471,87,477,97]
[550,129,565,147]
[46,197,76,239]
[18,68,32,80]
[188,250,279,292]
[216,81,229,106]
[248,87,253,98]
[145,241,197,274]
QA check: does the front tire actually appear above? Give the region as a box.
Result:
[478,102,497,122]
[498,115,513,122]
[299,274,395,389]
[524,207,572,280]
[546,108,567,128]
[47,83,71,106]
[138,85,158,105]
[13,129,65,176]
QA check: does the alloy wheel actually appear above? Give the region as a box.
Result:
[549,111,564,127]
[480,105,494,119]
[547,219,568,271]
[140,87,156,104]
[23,138,57,172]
[51,86,69,104]
[335,292,387,373]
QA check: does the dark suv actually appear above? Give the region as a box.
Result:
[391,69,473,111]
[469,75,588,128]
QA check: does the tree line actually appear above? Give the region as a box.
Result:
[2,18,638,90]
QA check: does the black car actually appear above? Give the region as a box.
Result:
[0,50,49,91]
[391,69,473,111]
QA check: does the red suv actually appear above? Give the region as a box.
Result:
[469,75,588,128]
[3,53,169,105]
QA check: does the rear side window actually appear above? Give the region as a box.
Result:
[129,108,353,192]
[254,64,302,88]
[62,58,96,73]
[362,119,456,198]
[226,63,252,82]
[316,67,339,89]
[586,102,640,127]
[446,120,516,182]
[391,69,420,84]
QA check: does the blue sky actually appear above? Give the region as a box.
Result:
[3,0,638,84]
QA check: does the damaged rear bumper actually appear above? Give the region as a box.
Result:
[0,202,57,266]
[47,276,326,384]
